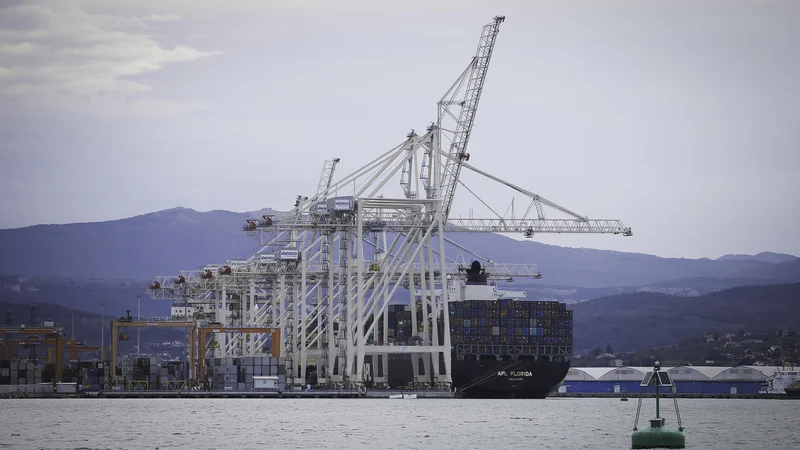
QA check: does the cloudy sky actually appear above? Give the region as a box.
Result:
[1,0,798,259]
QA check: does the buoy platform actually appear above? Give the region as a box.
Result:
[631,361,686,449]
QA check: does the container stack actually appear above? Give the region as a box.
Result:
[448,300,573,346]
[378,303,439,345]
[155,361,189,390]
[65,360,106,389]
[386,305,413,343]
[128,356,158,389]
[205,356,286,391]
[42,363,57,383]
[60,363,79,383]
[111,356,192,390]
[0,360,42,385]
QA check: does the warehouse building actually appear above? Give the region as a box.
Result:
[560,366,782,395]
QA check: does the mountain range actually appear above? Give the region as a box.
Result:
[2,207,797,290]
[1,207,799,353]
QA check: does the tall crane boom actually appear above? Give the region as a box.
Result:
[437,15,505,221]
[315,157,340,201]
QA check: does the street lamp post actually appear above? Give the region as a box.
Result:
[71,307,76,339]
[136,293,142,357]
[101,300,107,362]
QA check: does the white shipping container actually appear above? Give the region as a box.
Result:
[56,383,78,393]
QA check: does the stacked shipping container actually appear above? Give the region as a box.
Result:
[376,300,573,348]
[127,357,157,388]
[448,299,573,347]
[1,360,106,390]
[0,360,42,385]
[114,357,191,390]
[68,360,106,389]
[205,356,286,391]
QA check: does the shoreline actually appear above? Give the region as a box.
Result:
[1,390,795,400]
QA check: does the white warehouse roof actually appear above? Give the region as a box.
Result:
[566,365,782,382]
[668,366,728,380]
[566,367,671,381]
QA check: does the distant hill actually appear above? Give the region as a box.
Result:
[2,207,797,290]
[717,251,798,264]
[0,275,169,317]
[571,282,800,353]
[0,207,277,281]
[732,257,800,280]
[513,260,800,304]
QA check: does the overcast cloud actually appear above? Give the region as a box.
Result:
[0,0,798,259]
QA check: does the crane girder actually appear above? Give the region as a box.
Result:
[148,261,542,295]
[444,218,633,235]
[245,214,632,237]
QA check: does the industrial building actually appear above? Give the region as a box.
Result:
[561,366,783,395]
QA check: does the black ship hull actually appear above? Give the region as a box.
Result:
[452,359,570,399]
[385,357,570,399]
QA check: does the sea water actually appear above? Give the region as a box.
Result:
[1,398,798,449]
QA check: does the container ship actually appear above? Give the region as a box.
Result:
[383,261,573,399]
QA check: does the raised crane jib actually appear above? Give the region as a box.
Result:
[437,15,505,221]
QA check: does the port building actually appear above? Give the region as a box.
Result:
[561,366,783,395]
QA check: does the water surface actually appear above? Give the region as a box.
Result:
[0,398,797,449]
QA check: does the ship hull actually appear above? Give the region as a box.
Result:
[451,359,570,399]
[385,358,570,398]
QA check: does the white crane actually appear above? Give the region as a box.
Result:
[147,15,632,391]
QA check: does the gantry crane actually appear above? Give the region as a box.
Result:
[0,327,67,381]
[145,15,632,391]
[46,340,104,365]
[108,320,197,387]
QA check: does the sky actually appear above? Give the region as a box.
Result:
[0,0,798,259]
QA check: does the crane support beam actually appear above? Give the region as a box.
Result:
[445,217,632,235]
[441,150,588,221]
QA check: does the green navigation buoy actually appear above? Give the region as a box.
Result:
[631,361,686,449]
